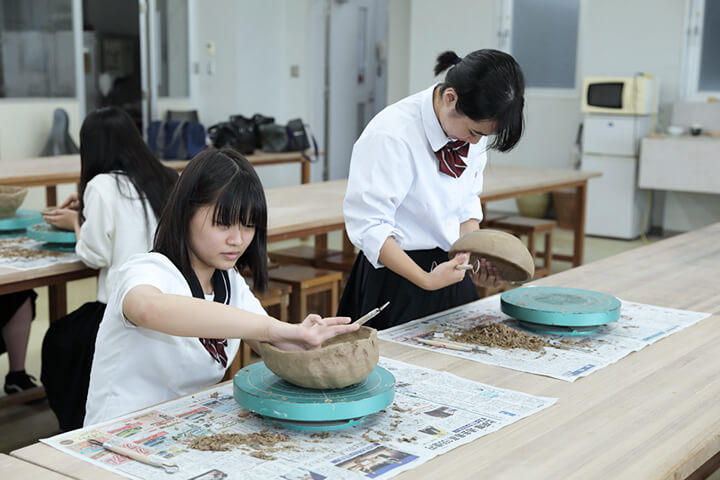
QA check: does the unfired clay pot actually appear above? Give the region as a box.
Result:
[449,229,535,283]
[0,186,28,218]
[258,326,379,389]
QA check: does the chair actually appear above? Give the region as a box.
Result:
[165,110,200,123]
[40,108,79,157]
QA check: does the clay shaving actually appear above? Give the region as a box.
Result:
[450,322,547,352]
[0,245,66,259]
[187,430,289,452]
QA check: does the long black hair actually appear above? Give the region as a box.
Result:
[154,148,268,292]
[435,49,525,152]
[78,107,178,225]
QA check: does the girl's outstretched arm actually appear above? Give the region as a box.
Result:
[123,285,358,350]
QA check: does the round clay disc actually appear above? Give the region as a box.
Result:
[449,229,535,283]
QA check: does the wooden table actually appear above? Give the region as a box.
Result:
[0,150,312,206]
[10,223,720,479]
[481,164,600,266]
[0,453,71,479]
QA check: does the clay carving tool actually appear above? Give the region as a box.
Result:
[416,337,489,355]
[353,301,390,326]
[88,439,179,474]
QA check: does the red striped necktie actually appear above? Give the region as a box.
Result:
[435,140,469,178]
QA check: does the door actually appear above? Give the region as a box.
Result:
[327,0,388,180]
[138,0,190,137]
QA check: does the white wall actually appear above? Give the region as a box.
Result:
[387,0,411,104]
[408,0,497,94]
[189,0,322,189]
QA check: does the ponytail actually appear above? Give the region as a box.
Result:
[434,51,462,76]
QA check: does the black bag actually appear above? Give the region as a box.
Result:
[251,114,275,150]
[259,118,318,161]
[207,121,255,154]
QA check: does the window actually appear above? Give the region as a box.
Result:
[498,0,580,91]
[0,0,75,97]
[683,0,720,97]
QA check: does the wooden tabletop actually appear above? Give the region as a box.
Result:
[0,453,71,479]
[480,163,601,201]
[0,151,310,188]
[11,223,720,479]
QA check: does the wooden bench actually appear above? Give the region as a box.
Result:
[268,265,343,324]
[486,216,557,278]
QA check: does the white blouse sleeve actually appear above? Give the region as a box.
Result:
[459,147,487,224]
[75,180,114,269]
[343,132,415,268]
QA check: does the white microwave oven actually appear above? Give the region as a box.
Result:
[581,76,658,115]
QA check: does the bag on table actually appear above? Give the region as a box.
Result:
[147,120,206,159]
[208,119,255,154]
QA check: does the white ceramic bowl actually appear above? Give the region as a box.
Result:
[667,126,685,136]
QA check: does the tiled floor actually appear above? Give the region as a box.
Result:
[5,228,716,478]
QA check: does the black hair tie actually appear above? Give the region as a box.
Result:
[454,56,462,65]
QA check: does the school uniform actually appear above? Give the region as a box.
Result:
[338,85,488,329]
[84,252,265,426]
[42,173,160,431]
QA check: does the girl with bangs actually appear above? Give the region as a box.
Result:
[84,148,357,426]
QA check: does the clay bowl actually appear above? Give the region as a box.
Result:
[0,186,28,219]
[449,229,535,283]
[258,326,379,389]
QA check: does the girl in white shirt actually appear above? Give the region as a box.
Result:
[339,49,525,329]
[84,148,356,426]
[41,107,179,430]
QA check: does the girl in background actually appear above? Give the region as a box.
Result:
[339,49,525,329]
[84,148,356,425]
[1,291,38,394]
[41,107,178,430]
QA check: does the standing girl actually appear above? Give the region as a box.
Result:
[84,148,356,425]
[41,107,179,430]
[339,49,525,329]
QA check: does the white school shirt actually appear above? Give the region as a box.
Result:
[75,173,158,303]
[84,252,265,426]
[344,84,488,268]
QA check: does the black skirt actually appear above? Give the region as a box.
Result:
[337,248,478,330]
[41,301,106,431]
[0,290,38,355]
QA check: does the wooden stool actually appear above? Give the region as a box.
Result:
[268,265,343,324]
[314,251,357,288]
[486,216,557,278]
[222,280,291,381]
[268,245,322,266]
[480,210,509,228]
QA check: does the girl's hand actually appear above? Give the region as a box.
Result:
[59,192,80,210]
[470,257,503,288]
[42,208,78,232]
[268,314,358,351]
[423,252,470,290]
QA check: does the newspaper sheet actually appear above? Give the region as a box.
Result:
[0,235,78,270]
[41,357,556,480]
[379,295,711,382]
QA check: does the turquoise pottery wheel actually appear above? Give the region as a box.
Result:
[501,287,620,335]
[234,362,395,431]
[0,210,42,235]
[26,223,76,245]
